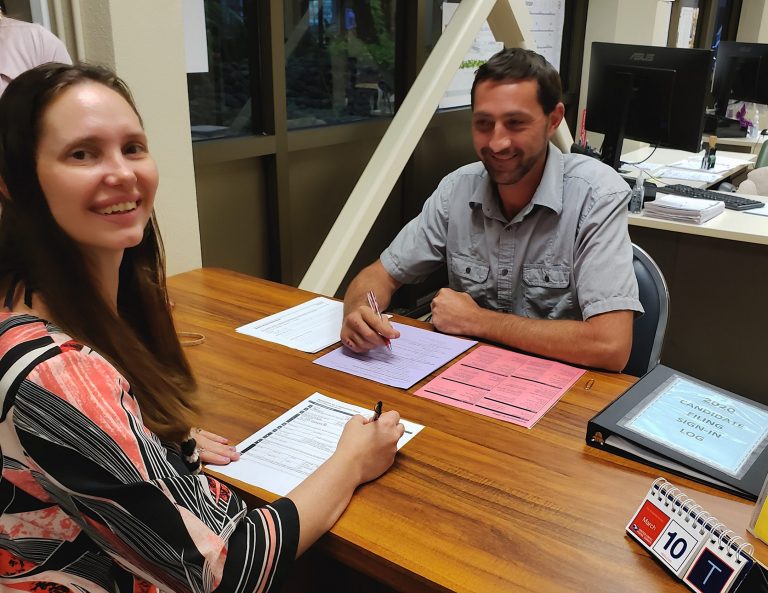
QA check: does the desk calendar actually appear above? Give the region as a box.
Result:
[627,478,768,592]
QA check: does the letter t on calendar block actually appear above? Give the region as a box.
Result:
[684,548,734,593]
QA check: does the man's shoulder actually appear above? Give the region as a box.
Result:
[445,161,487,182]
[561,152,630,197]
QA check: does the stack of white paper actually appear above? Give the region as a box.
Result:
[643,195,725,224]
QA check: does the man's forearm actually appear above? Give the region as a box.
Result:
[343,261,400,316]
[469,308,632,371]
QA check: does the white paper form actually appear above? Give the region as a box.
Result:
[667,155,753,174]
[313,322,477,389]
[654,168,721,183]
[744,203,768,217]
[236,297,343,353]
[210,393,424,496]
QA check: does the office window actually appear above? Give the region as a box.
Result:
[284,0,398,129]
[187,1,258,141]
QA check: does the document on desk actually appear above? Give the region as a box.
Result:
[654,167,721,183]
[313,322,476,389]
[209,393,424,496]
[744,203,768,217]
[236,297,342,353]
[667,155,753,174]
[414,345,585,428]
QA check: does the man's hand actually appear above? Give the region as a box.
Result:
[430,288,481,335]
[341,306,400,353]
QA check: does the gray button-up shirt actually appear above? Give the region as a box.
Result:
[381,143,643,321]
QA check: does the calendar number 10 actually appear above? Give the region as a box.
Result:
[662,531,688,559]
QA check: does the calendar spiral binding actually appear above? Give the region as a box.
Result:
[651,477,755,564]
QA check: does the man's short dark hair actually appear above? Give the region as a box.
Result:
[471,47,562,114]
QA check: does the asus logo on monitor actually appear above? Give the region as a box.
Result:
[629,52,655,62]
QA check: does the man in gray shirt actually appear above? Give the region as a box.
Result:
[341,48,642,372]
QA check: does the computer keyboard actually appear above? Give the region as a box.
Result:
[656,184,765,211]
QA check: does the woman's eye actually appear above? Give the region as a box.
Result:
[71,150,89,160]
[125,143,146,155]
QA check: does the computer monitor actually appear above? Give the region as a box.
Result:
[712,41,768,118]
[586,42,713,170]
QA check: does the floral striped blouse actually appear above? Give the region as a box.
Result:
[0,312,299,592]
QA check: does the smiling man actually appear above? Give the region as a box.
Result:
[341,48,643,372]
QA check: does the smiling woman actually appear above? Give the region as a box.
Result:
[35,81,158,270]
[0,63,404,593]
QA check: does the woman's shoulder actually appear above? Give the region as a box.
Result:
[0,310,74,352]
[0,311,129,396]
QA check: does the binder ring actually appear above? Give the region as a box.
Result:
[718,528,735,553]
[671,491,687,513]
[687,503,703,525]
[665,487,681,507]
[702,515,718,535]
[710,523,727,546]
[735,539,754,561]
[695,510,712,535]
[659,479,674,498]
[652,477,668,494]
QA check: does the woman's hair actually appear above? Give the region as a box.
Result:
[0,63,197,442]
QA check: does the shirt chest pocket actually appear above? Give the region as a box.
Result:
[522,264,573,319]
[449,255,490,300]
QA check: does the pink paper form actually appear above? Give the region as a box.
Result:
[414,345,585,428]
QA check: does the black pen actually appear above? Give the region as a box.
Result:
[372,400,382,421]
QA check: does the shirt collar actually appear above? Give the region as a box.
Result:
[530,142,564,215]
[468,142,565,221]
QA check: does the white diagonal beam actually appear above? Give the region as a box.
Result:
[300,0,572,295]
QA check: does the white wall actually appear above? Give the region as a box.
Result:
[737,0,768,43]
[76,0,202,275]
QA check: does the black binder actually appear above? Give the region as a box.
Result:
[586,365,768,500]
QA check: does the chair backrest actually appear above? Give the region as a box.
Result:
[623,244,670,377]
[755,140,768,169]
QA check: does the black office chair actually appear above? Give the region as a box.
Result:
[623,244,670,377]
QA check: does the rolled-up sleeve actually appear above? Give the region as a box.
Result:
[574,188,644,320]
[380,176,453,284]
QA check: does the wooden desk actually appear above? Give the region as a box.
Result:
[168,268,767,593]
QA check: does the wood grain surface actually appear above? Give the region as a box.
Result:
[168,268,767,593]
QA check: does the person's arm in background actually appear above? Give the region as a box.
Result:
[341,260,402,353]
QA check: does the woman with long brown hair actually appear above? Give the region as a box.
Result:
[0,62,404,593]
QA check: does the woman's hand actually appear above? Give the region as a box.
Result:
[193,428,240,465]
[333,410,405,484]
[287,408,405,556]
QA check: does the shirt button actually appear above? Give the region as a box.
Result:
[465,267,471,273]
[501,269,508,276]
[544,274,550,282]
